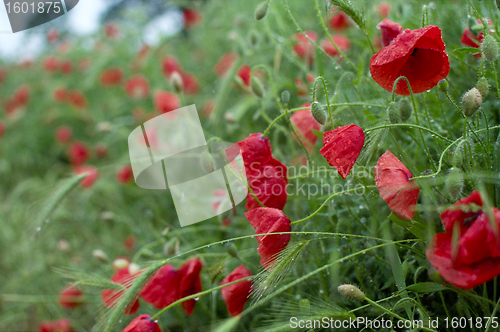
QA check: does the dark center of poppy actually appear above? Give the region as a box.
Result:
[410,48,419,56]
[463,211,482,228]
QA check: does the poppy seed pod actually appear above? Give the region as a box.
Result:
[250,76,265,98]
[481,34,498,61]
[462,88,482,117]
[438,79,448,93]
[387,101,401,124]
[477,77,490,98]
[337,284,365,301]
[398,98,412,122]
[311,102,327,125]
[255,2,269,20]
[445,167,464,201]
[281,90,290,104]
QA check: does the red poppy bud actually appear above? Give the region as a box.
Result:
[58,285,84,309]
[462,88,482,117]
[374,151,420,220]
[154,91,180,114]
[245,207,291,270]
[117,165,134,184]
[177,258,203,316]
[220,265,253,316]
[376,19,403,47]
[319,35,350,57]
[370,26,450,95]
[55,126,72,144]
[125,75,150,100]
[140,265,178,309]
[320,124,365,179]
[122,314,162,332]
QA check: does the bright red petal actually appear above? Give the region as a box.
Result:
[220,265,253,316]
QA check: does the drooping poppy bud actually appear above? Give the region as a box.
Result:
[337,284,365,301]
[481,34,498,61]
[386,101,400,124]
[281,90,290,104]
[438,79,448,93]
[255,2,269,20]
[462,87,482,117]
[250,75,265,98]
[58,285,84,309]
[220,265,253,316]
[398,98,412,122]
[444,167,463,201]
[122,314,162,332]
[310,102,327,125]
[477,77,490,98]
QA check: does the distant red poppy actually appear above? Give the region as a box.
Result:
[58,285,84,309]
[182,8,202,29]
[75,165,99,189]
[14,84,30,105]
[220,265,253,316]
[68,141,90,167]
[105,22,120,38]
[140,265,178,309]
[426,191,500,289]
[101,267,141,315]
[293,31,318,65]
[245,207,291,270]
[122,314,162,332]
[154,91,180,114]
[47,28,59,43]
[320,35,350,57]
[66,90,87,109]
[124,235,136,251]
[378,2,391,18]
[180,72,200,95]
[162,56,182,78]
[236,65,252,88]
[53,87,67,103]
[374,151,420,220]
[369,26,450,95]
[39,319,73,332]
[214,52,238,77]
[377,19,403,47]
[329,9,351,30]
[95,143,108,159]
[0,68,5,85]
[294,77,309,98]
[177,258,203,316]
[0,121,5,138]
[290,105,320,152]
[320,124,365,179]
[125,75,150,100]
[117,165,134,184]
[55,126,72,144]
[43,56,59,73]
[59,60,72,74]
[100,68,124,86]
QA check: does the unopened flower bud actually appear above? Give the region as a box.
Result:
[225,242,239,258]
[93,249,108,262]
[398,98,412,122]
[445,167,464,201]
[250,76,265,98]
[438,79,448,93]
[255,2,269,20]
[337,284,365,302]
[481,34,498,61]
[477,77,490,98]
[248,30,260,47]
[170,71,183,93]
[311,101,327,125]
[281,90,290,104]
[163,237,179,256]
[298,299,310,312]
[462,88,482,117]
[387,101,400,124]
[453,147,463,168]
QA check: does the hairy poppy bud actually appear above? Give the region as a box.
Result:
[250,76,265,98]
[462,88,482,117]
[477,77,490,98]
[481,34,498,61]
[248,30,260,47]
[169,71,183,93]
[398,98,412,122]
[387,101,400,124]
[255,2,269,20]
[311,101,327,125]
[453,147,463,168]
[438,79,448,93]
[337,284,365,302]
[445,167,464,201]
[281,90,290,104]
[225,242,239,258]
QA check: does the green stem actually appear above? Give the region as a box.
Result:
[492,61,500,100]
[365,124,453,143]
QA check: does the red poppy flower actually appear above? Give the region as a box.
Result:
[293,31,318,65]
[122,314,162,332]
[182,8,202,29]
[101,267,141,315]
[0,68,5,85]
[0,121,5,138]
[214,52,238,77]
[294,78,309,98]
[374,151,420,220]
[140,265,179,309]
[162,56,182,78]
[320,35,350,57]
[377,19,403,48]
[369,26,450,95]
[154,91,180,114]
[220,265,252,316]
[100,68,124,86]
[58,285,84,309]
[378,2,391,18]
[105,22,120,39]
[47,28,59,43]
[66,90,87,109]
[246,159,288,210]
[53,87,67,103]
[245,207,291,270]
[125,75,150,100]
[426,191,500,289]
[39,319,73,332]
[43,56,59,72]
[290,106,320,152]
[460,19,493,53]
[124,235,136,251]
[55,126,72,144]
[237,133,273,175]
[177,258,203,316]
[68,141,90,167]
[236,65,252,88]
[329,9,350,30]
[60,60,72,74]
[75,165,99,189]
[117,165,134,184]
[180,72,199,95]
[14,84,30,105]
[320,124,365,179]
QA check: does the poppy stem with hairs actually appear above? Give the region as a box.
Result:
[312,76,335,129]
[491,62,500,100]
[392,76,437,171]
[252,64,284,110]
